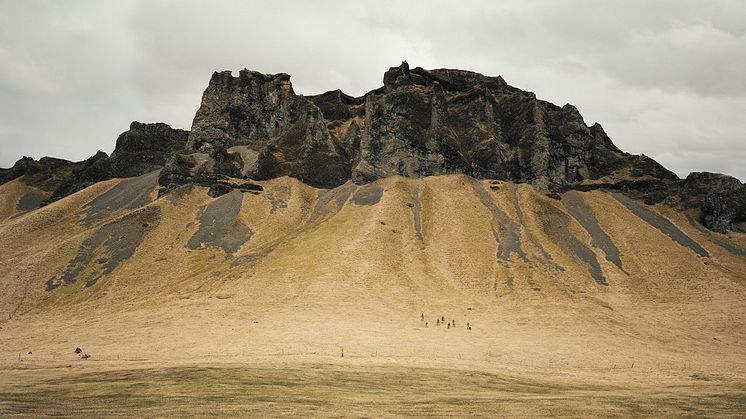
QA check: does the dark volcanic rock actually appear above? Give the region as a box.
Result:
[116,122,188,155]
[1,122,188,205]
[158,146,244,194]
[178,61,674,194]
[110,122,189,176]
[355,61,629,189]
[0,156,77,191]
[207,180,263,197]
[47,122,188,202]
[45,151,112,202]
[684,172,746,233]
[4,62,744,232]
[148,63,746,232]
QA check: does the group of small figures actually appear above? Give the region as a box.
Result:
[421,313,471,330]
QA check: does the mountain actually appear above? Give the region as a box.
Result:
[3,61,744,233]
[0,64,744,415]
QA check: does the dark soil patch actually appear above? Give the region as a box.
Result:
[187,190,252,254]
[351,184,384,206]
[16,191,48,211]
[309,181,357,223]
[84,171,159,224]
[47,206,161,290]
[266,186,290,214]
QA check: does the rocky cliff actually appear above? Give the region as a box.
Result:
[175,61,676,192]
[2,62,744,232]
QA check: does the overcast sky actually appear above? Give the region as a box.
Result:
[1,0,744,180]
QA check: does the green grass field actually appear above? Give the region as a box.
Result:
[1,362,744,417]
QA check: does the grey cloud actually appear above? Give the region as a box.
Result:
[0,0,744,181]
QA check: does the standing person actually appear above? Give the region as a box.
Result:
[421,313,424,321]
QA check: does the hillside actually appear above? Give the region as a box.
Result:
[1,171,744,365]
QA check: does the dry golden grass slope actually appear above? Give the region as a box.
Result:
[0,173,745,416]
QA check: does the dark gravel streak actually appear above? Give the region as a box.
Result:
[535,199,607,285]
[686,215,746,257]
[47,207,161,290]
[351,184,384,206]
[186,190,252,254]
[611,193,709,258]
[308,181,357,224]
[410,185,424,242]
[470,179,527,263]
[562,190,626,272]
[84,170,160,224]
[508,183,562,269]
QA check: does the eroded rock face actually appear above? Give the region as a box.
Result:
[0,156,77,191]
[185,69,350,188]
[48,122,189,201]
[178,62,677,193]
[111,122,189,175]
[2,62,744,232]
[684,173,746,233]
[172,62,744,232]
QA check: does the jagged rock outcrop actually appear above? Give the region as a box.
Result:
[112,121,189,173]
[48,121,189,202]
[177,62,681,192]
[181,69,350,188]
[0,156,77,191]
[2,62,744,232]
[157,147,262,198]
[352,62,636,188]
[1,122,188,204]
[684,173,746,233]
